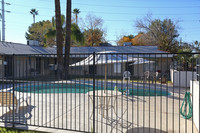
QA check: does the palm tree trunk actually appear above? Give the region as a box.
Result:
[33,15,35,23]
[55,0,64,79]
[65,0,71,79]
[75,14,77,24]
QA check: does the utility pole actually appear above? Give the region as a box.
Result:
[1,0,10,42]
[2,0,5,42]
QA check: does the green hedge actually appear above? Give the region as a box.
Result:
[0,127,44,133]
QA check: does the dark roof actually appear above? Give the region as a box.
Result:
[70,46,166,54]
[0,42,55,54]
[0,42,168,55]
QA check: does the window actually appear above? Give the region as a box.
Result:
[114,63,121,73]
[44,58,50,69]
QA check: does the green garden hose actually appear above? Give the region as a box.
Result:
[180,92,193,119]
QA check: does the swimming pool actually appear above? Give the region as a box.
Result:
[15,84,96,93]
[119,89,171,96]
[15,83,170,96]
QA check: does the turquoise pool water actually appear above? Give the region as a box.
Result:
[15,84,170,96]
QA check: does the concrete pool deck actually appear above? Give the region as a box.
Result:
[0,84,198,133]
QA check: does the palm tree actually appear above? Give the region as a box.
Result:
[73,8,80,25]
[30,9,38,23]
[45,15,83,47]
[54,0,64,79]
[65,0,71,79]
[45,15,65,43]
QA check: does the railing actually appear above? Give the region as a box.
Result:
[0,53,199,133]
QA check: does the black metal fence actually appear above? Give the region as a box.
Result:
[0,53,199,133]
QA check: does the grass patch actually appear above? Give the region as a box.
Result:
[0,127,45,133]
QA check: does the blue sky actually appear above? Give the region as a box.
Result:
[3,0,200,45]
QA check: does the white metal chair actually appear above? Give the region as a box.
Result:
[123,71,131,81]
[0,92,30,114]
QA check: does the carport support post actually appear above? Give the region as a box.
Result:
[92,52,95,132]
[12,54,15,127]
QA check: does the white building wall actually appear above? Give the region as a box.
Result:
[190,81,199,132]
[170,69,197,88]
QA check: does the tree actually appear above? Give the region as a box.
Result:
[194,40,200,50]
[54,0,64,79]
[130,33,141,46]
[45,16,84,46]
[116,33,150,46]
[73,8,80,25]
[71,23,84,46]
[83,14,106,46]
[44,28,56,46]
[65,0,71,79]
[116,34,134,46]
[176,48,193,71]
[123,36,131,42]
[30,9,38,23]
[123,35,134,42]
[25,20,52,46]
[136,14,179,52]
[84,28,104,46]
[44,15,66,46]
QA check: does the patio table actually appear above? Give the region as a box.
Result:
[88,90,122,119]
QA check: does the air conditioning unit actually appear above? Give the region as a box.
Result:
[27,40,40,46]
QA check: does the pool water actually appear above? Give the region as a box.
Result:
[15,84,170,96]
[15,84,97,93]
[119,88,170,96]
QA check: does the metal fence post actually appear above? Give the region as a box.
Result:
[199,63,200,133]
[92,52,95,132]
[12,54,15,127]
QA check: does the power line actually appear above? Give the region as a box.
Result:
[12,2,200,10]
[37,0,200,8]
[38,0,200,3]
[11,11,53,17]
[9,3,200,16]
[81,11,200,16]
[9,9,200,17]
[73,2,200,9]
[7,3,200,16]
[12,3,53,10]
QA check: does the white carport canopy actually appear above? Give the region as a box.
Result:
[70,51,154,92]
[70,51,136,67]
[129,58,155,65]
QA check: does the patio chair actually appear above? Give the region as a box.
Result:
[144,71,149,82]
[110,92,130,133]
[144,71,158,83]
[0,92,30,114]
[123,71,131,81]
[89,90,121,119]
[152,72,159,80]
